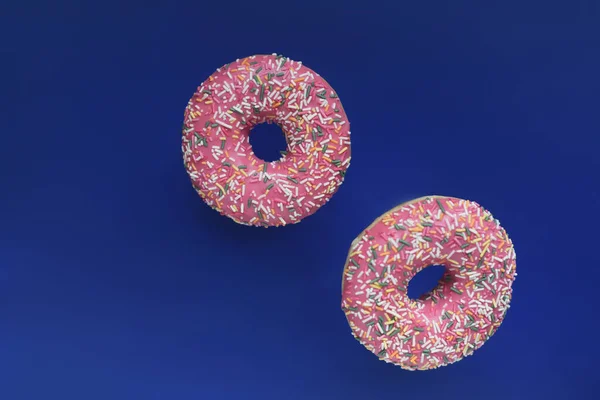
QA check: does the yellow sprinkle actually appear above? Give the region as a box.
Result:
[481,241,491,256]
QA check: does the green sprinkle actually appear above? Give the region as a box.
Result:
[253,75,260,84]
[260,84,265,101]
[204,121,210,128]
[202,89,212,95]
[312,130,317,142]
[322,144,328,153]
[257,210,264,219]
[330,92,338,98]
[450,287,463,295]
[255,66,262,74]
[332,118,342,123]
[347,306,358,312]
[371,249,377,259]
[222,162,231,167]
[305,86,311,99]
[238,165,247,169]
[220,139,225,150]
[377,350,387,357]
[367,262,376,272]
[263,176,269,183]
[443,356,450,363]
[276,72,285,77]
[423,236,432,242]
[351,259,360,268]
[316,90,327,99]
[316,125,322,134]
[461,243,470,249]
[210,123,219,128]
[366,320,376,326]
[422,349,431,355]
[436,198,446,214]
[332,159,341,166]
[299,167,307,172]
[444,311,451,319]
[263,163,268,172]
[394,224,406,230]
[414,327,424,332]
[399,239,412,247]
[470,326,480,332]
[389,329,401,337]
[280,150,288,156]
[421,222,433,227]
[247,198,253,207]
[447,321,454,329]
[250,61,258,65]
[287,176,298,184]
[230,107,243,115]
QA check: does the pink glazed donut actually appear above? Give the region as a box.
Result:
[182,54,351,227]
[341,196,516,370]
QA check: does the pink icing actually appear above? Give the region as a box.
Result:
[341,196,516,370]
[182,54,351,227]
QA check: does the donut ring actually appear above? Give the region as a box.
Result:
[182,54,351,227]
[341,196,516,370]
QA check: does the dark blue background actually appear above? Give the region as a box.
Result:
[2,1,599,399]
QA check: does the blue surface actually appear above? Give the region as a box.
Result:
[2,1,599,399]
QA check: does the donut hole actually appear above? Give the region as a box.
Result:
[249,122,289,162]
[407,265,446,300]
